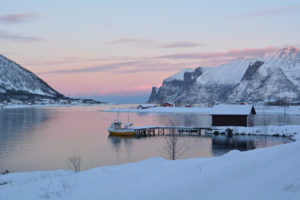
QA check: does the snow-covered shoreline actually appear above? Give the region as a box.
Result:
[1,125,300,199]
[103,105,300,115]
[214,125,299,138]
[3,104,300,115]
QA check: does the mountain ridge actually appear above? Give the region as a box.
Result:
[0,55,101,104]
[147,47,300,104]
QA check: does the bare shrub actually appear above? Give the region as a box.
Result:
[40,184,51,199]
[161,129,187,160]
[68,153,81,173]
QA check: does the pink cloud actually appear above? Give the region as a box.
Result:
[232,6,299,18]
[35,46,294,96]
[0,30,43,42]
[104,38,156,47]
[158,47,279,60]
[0,13,39,23]
[161,41,205,48]
[105,38,204,48]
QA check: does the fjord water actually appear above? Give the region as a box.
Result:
[0,105,294,172]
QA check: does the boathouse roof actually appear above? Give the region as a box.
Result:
[210,104,256,115]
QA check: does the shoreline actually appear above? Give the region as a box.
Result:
[103,105,300,115]
[214,125,299,138]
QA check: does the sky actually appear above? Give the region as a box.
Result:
[1,0,300,103]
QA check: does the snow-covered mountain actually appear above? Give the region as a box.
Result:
[148,47,300,104]
[0,55,64,102]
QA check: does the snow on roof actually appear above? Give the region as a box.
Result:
[163,102,174,105]
[137,104,156,108]
[211,104,255,115]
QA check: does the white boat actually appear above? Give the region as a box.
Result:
[107,114,134,136]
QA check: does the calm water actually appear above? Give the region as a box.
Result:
[0,105,295,172]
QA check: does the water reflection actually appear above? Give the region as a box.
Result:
[0,105,298,172]
[0,108,50,135]
[154,113,212,127]
[254,113,299,125]
[108,135,134,152]
[106,134,292,159]
[212,135,256,151]
[0,108,51,152]
[211,134,292,156]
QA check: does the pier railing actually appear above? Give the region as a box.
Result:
[133,126,214,137]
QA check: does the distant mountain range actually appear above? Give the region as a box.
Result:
[0,55,101,104]
[148,47,300,104]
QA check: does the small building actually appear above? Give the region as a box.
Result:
[211,104,256,127]
[162,102,173,107]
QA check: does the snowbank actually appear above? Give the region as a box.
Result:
[1,135,300,199]
[214,125,300,137]
[1,125,300,199]
[255,105,300,115]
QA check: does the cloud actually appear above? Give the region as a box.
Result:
[25,57,83,66]
[161,41,204,48]
[157,47,279,60]
[40,58,192,75]
[40,46,283,75]
[116,61,189,74]
[0,31,43,42]
[41,61,143,74]
[104,38,156,47]
[0,13,39,24]
[105,38,203,48]
[232,6,299,18]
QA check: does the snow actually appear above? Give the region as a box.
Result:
[255,105,300,115]
[194,47,300,87]
[104,105,300,115]
[196,58,254,85]
[215,125,299,137]
[104,106,212,113]
[1,125,300,199]
[210,104,254,115]
[151,47,300,103]
[0,87,5,93]
[0,55,59,97]
[165,68,194,82]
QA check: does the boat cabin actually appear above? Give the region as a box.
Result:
[111,121,122,129]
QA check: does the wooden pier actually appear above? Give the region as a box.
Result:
[133,126,213,137]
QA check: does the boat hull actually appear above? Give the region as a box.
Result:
[107,128,135,136]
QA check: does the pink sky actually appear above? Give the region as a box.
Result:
[1,1,300,97]
[34,46,281,96]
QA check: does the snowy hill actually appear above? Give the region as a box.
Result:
[0,55,64,102]
[148,47,300,104]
